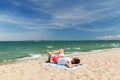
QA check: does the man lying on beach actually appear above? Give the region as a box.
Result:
[46,49,82,68]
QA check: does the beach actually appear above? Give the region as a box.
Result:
[0,48,120,80]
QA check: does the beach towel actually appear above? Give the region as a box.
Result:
[45,62,87,70]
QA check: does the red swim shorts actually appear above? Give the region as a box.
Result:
[53,56,64,64]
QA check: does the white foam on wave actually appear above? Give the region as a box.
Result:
[29,54,41,58]
[90,49,104,52]
[102,45,106,47]
[74,47,81,50]
[16,54,41,61]
[72,52,80,54]
[47,46,53,48]
[66,48,70,50]
[110,43,119,47]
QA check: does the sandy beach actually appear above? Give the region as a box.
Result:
[0,48,120,80]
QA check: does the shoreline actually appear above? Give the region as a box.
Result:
[0,47,119,63]
[0,48,120,80]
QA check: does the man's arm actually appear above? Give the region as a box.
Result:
[65,62,74,68]
[65,61,84,68]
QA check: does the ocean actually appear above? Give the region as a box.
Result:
[0,40,120,61]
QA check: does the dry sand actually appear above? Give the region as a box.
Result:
[0,48,120,80]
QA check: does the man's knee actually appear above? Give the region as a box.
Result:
[59,49,64,54]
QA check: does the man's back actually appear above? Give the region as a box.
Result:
[58,57,72,65]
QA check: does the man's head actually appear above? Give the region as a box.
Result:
[71,57,80,64]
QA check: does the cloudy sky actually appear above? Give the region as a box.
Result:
[0,0,120,41]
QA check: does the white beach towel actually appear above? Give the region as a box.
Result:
[45,62,87,70]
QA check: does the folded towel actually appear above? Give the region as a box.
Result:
[44,62,87,70]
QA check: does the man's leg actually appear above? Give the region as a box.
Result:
[46,51,52,62]
[50,49,64,54]
[46,49,64,62]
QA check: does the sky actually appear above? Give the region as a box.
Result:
[0,0,120,41]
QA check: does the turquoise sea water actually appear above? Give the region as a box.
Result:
[0,40,120,61]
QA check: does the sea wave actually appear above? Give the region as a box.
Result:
[101,45,106,47]
[66,48,70,50]
[110,43,119,47]
[16,54,41,61]
[74,47,81,50]
[47,46,53,48]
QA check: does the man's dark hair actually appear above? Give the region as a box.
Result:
[74,58,80,64]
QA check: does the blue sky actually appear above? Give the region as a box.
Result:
[0,0,120,41]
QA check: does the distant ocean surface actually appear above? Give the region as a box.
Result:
[0,40,120,61]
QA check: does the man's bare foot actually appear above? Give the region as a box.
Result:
[45,60,50,63]
[46,50,51,55]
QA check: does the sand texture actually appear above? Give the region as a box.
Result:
[0,48,120,80]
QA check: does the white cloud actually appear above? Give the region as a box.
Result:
[0,14,56,41]
[96,35,120,40]
[0,14,68,31]
[26,0,56,7]
[11,1,21,6]
[76,26,118,32]
[1,0,120,36]
[0,31,53,41]
[53,1,120,25]
[8,0,120,30]
[1,0,120,41]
